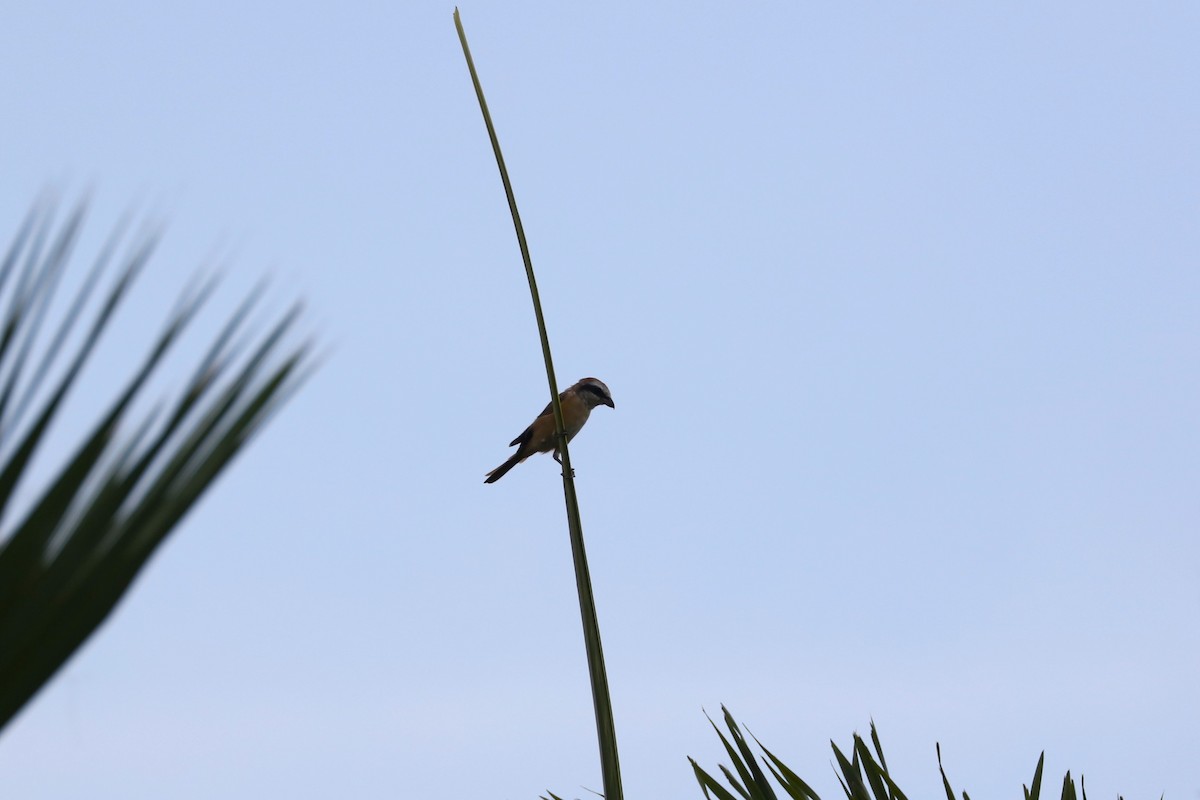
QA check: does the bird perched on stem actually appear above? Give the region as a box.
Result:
[484,377,615,483]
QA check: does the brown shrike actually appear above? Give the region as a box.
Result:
[484,377,614,483]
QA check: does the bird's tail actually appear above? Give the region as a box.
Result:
[484,452,523,484]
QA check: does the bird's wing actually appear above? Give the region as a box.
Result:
[508,393,564,447]
[508,422,533,448]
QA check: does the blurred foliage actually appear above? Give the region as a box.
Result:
[0,200,312,733]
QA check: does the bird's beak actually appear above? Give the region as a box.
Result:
[605,398,615,409]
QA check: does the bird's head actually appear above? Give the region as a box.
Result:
[574,377,615,409]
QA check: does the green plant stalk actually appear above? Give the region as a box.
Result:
[453,9,623,800]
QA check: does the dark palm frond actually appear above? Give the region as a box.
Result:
[0,199,314,734]
[713,706,779,800]
[691,756,747,800]
[936,743,958,800]
[691,707,817,800]
[1060,772,1077,800]
[852,734,907,800]
[755,737,821,800]
[692,711,1118,800]
[831,738,874,800]
[1024,751,1046,800]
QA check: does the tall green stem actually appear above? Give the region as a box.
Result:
[454,10,623,799]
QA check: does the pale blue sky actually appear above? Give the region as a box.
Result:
[1,3,1197,798]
